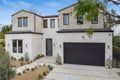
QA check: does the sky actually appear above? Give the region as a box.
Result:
[0,0,120,25]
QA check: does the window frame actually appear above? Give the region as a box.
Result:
[77,15,83,25]
[63,13,69,25]
[91,16,98,24]
[18,18,22,27]
[12,40,23,53]
[43,19,48,28]
[50,19,55,28]
[23,17,28,27]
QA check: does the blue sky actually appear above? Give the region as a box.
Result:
[0,0,120,25]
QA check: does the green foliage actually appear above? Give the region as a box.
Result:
[47,65,53,71]
[31,68,35,71]
[38,73,43,80]
[1,25,12,33]
[43,64,46,67]
[20,61,24,66]
[0,45,16,80]
[19,57,24,61]
[56,54,62,65]
[86,28,94,38]
[73,0,105,22]
[0,41,5,47]
[43,72,47,76]
[17,72,21,76]
[26,68,30,71]
[113,37,120,60]
[35,54,44,60]
[0,32,5,39]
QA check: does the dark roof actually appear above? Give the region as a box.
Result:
[58,3,76,12]
[5,31,43,35]
[42,15,58,18]
[12,10,42,17]
[57,29,113,33]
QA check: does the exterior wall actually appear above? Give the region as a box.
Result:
[111,24,120,36]
[31,34,43,59]
[58,5,104,29]
[5,34,42,60]
[42,17,59,57]
[12,11,42,33]
[57,32,112,67]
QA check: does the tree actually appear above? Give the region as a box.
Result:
[0,45,16,80]
[1,25,12,33]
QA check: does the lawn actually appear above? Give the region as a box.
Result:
[11,67,49,80]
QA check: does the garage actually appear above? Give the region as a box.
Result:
[64,43,105,66]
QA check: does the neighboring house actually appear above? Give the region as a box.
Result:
[5,3,113,67]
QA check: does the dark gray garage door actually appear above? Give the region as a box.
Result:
[64,43,105,66]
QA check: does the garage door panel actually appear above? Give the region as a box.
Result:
[64,43,105,66]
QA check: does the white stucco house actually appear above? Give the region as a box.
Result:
[5,3,113,67]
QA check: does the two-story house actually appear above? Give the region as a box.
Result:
[5,3,113,67]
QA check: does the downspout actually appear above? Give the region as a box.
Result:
[34,14,36,32]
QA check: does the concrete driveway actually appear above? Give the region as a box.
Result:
[45,64,120,80]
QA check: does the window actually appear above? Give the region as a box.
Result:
[23,17,28,27]
[13,40,23,53]
[50,19,55,28]
[18,18,22,27]
[63,14,69,25]
[43,20,47,28]
[91,17,98,24]
[13,40,17,53]
[77,15,83,24]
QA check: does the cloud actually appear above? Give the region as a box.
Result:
[2,0,33,9]
[45,2,59,7]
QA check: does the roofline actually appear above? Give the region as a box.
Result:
[57,29,113,33]
[12,10,42,18]
[58,3,77,12]
[42,15,58,18]
[5,31,43,35]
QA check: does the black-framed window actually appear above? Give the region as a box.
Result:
[63,14,69,25]
[23,17,28,27]
[77,15,83,24]
[43,20,48,28]
[91,17,98,24]
[50,19,55,28]
[13,40,17,53]
[18,18,22,27]
[13,40,23,53]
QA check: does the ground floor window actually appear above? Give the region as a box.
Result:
[13,40,23,53]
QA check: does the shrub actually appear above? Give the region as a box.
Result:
[56,54,62,65]
[20,61,24,66]
[0,41,5,47]
[48,65,53,71]
[38,74,43,80]
[14,57,16,60]
[43,64,46,67]
[31,68,35,71]
[19,57,24,61]
[22,70,26,73]
[11,56,14,60]
[43,71,48,76]
[17,72,21,75]
[26,68,30,71]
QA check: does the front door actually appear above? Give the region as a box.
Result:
[46,39,53,56]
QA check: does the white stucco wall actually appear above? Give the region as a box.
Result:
[42,17,59,57]
[5,33,42,60]
[57,32,112,67]
[111,24,120,36]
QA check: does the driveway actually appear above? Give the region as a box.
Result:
[45,64,120,80]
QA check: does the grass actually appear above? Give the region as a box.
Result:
[11,67,49,80]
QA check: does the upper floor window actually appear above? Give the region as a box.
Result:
[18,17,28,27]
[63,14,69,25]
[23,17,28,27]
[18,18,22,27]
[50,19,55,28]
[13,40,23,53]
[77,15,83,24]
[91,17,98,24]
[43,20,47,28]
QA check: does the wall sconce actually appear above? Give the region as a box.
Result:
[59,44,62,48]
[108,45,110,49]
[25,44,28,48]
[82,36,85,39]
[7,44,9,47]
